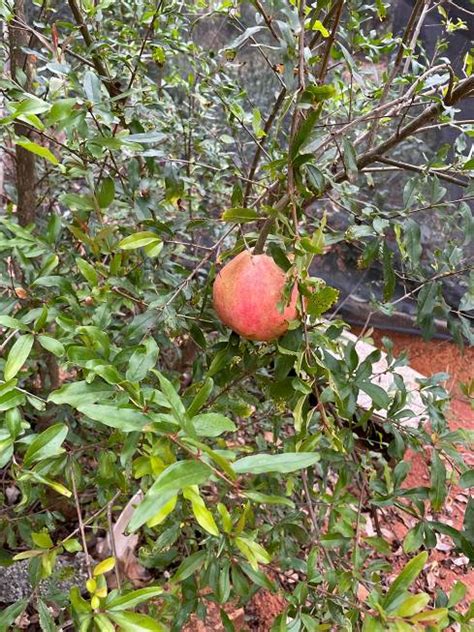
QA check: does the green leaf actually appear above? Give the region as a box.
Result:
[126,132,166,144]
[4,334,34,380]
[38,598,58,632]
[16,139,59,165]
[63,538,82,553]
[410,608,448,623]
[156,372,186,422]
[108,611,166,631]
[306,286,339,317]
[460,469,474,488]
[342,137,358,176]
[147,494,177,527]
[94,615,115,632]
[150,460,212,495]
[358,382,390,410]
[119,232,161,250]
[171,550,207,584]
[183,487,219,536]
[78,405,150,432]
[38,335,65,358]
[403,219,422,267]
[430,451,447,512]
[93,557,115,576]
[143,240,163,258]
[403,522,424,554]
[76,258,99,286]
[0,598,29,630]
[186,378,214,417]
[32,532,53,549]
[191,413,236,437]
[23,423,68,466]
[0,315,30,331]
[0,389,26,411]
[244,491,294,508]
[463,497,474,545]
[383,552,428,609]
[233,452,319,474]
[83,71,103,103]
[393,592,430,616]
[221,208,260,223]
[107,587,163,611]
[129,489,177,532]
[235,536,271,570]
[48,381,114,407]
[126,338,159,382]
[447,580,466,607]
[129,461,212,531]
[311,19,329,36]
[300,84,335,104]
[382,243,396,302]
[97,177,115,208]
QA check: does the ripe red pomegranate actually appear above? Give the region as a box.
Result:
[212,250,298,341]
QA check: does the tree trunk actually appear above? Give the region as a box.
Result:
[8,0,37,226]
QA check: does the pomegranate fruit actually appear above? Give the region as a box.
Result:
[212,250,298,341]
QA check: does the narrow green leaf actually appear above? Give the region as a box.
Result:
[97,177,115,208]
[0,598,29,630]
[383,552,428,609]
[48,381,114,407]
[0,315,29,331]
[393,592,430,616]
[233,452,319,475]
[358,382,390,410]
[76,258,99,286]
[78,405,150,432]
[186,378,214,417]
[23,423,68,466]
[38,598,58,632]
[4,334,34,380]
[430,451,447,512]
[16,139,59,165]
[191,413,236,437]
[108,611,166,632]
[107,587,163,611]
[38,335,65,358]
[460,469,474,488]
[171,550,207,584]
[221,208,260,223]
[119,232,160,250]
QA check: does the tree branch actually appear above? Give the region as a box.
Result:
[367,155,469,187]
[67,0,120,98]
[253,74,474,253]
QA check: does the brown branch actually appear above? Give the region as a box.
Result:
[368,155,469,187]
[365,0,428,148]
[253,74,474,253]
[253,0,280,41]
[243,87,287,205]
[67,0,120,98]
[317,0,344,84]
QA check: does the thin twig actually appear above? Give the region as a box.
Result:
[71,468,92,579]
[107,502,122,591]
[369,155,469,187]
[317,0,344,84]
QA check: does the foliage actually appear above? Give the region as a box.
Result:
[0,0,473,629]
